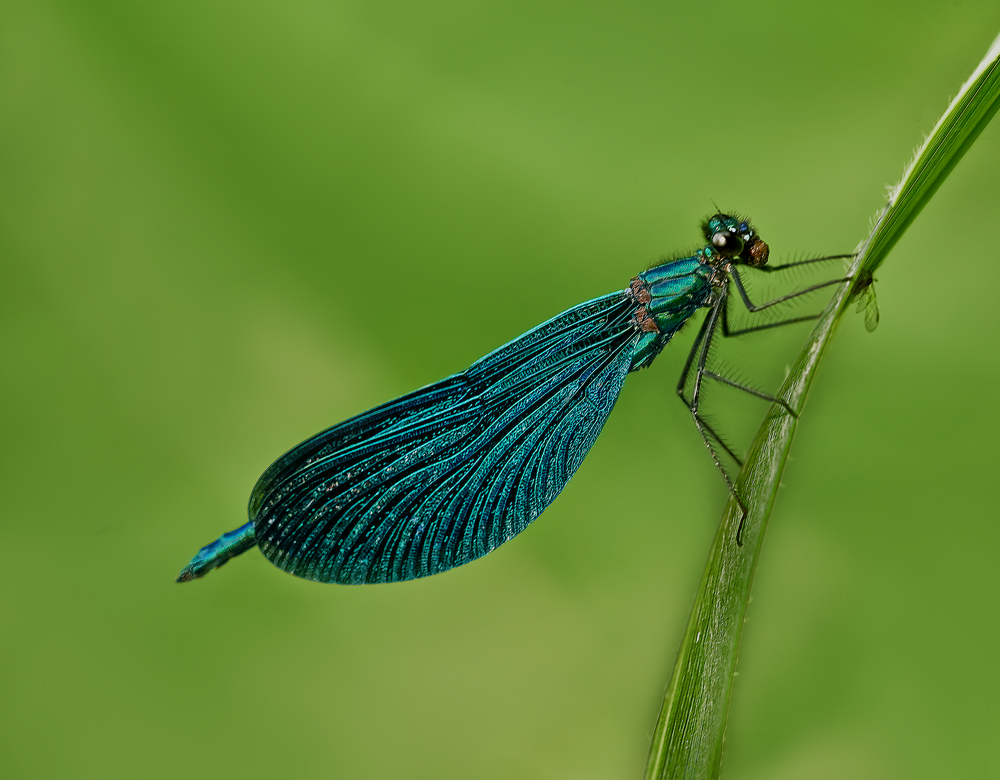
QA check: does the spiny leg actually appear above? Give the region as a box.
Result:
[757,253,855,273]
[725,254,856,327]
[730,267,851,313]
[676,310,744,467]
[701,370,798,418]
[714,294,809,416]
[742,257,878,332]
[722,252,873,340]
[677,297,750,544]
[676,307,713,398]
[721,291,822,337]
[677,260,857,541]
[681,298,794,461]
[714,280,827,411]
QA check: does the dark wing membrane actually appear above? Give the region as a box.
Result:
[251,291,640,584]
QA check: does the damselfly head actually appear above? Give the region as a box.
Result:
[702,213,769,268]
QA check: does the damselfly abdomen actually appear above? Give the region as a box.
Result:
[177,214,850,585]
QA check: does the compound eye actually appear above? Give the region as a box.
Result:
[711,231,744,256]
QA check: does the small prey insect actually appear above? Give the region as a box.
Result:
[177,214,851,585]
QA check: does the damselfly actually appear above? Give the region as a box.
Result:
[177,214,852,585]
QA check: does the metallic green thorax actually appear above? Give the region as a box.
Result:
[628,215,767,371]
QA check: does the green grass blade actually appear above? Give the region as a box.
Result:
[863,32,1000,275]
[645,31,1000,780]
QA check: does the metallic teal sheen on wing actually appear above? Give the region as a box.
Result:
[250,291,642,584]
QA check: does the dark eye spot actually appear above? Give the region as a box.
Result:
[711,231,744,256]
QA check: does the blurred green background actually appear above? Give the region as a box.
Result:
[2,1,998,778]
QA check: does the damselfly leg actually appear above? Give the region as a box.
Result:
[676,297,750,527]
[679,253,855,545]
[722,253,856,335]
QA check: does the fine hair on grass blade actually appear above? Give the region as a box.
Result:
[644,31,1000,780]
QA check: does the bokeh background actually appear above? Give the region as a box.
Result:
[2,2,999,778]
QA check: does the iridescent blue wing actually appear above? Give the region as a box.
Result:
[250,291,640,584]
